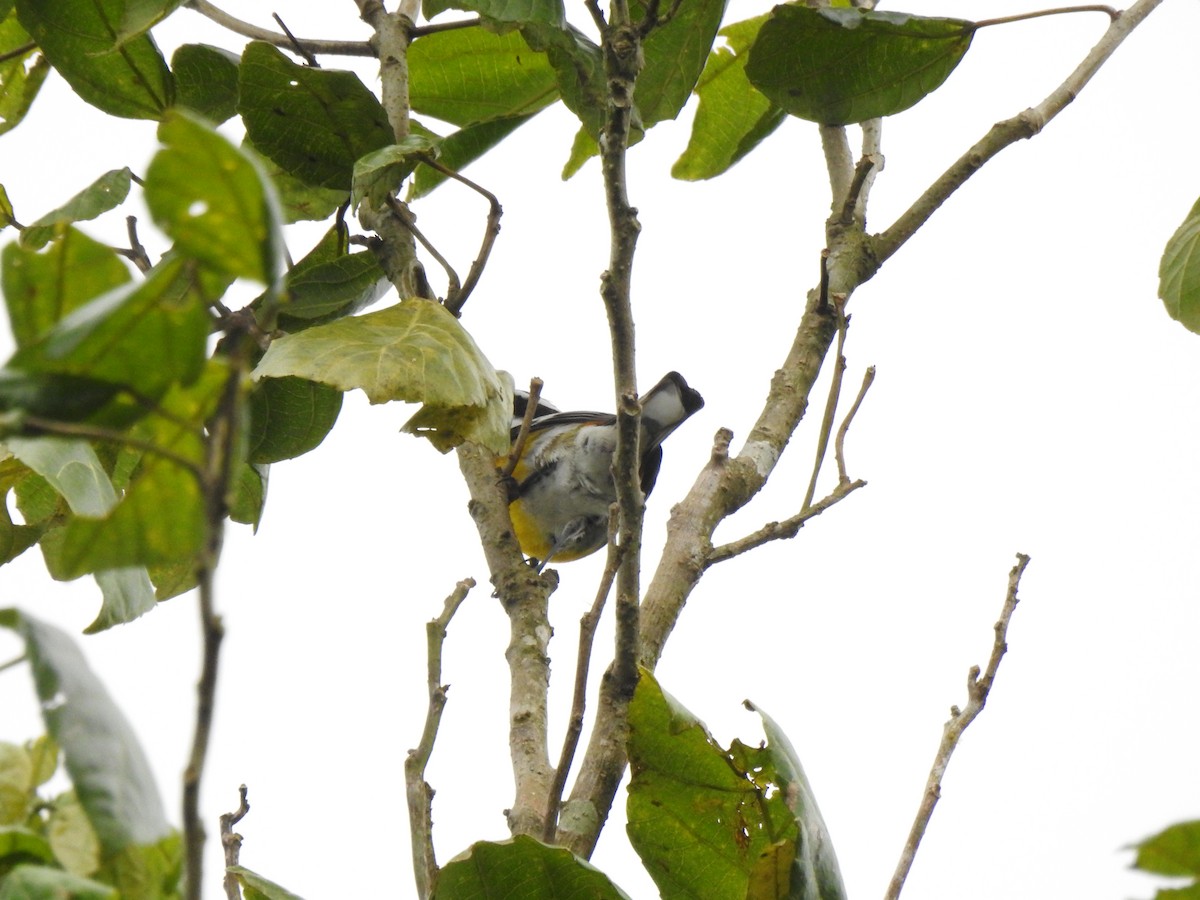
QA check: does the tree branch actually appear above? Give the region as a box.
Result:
[183,333,252,900]
[406,578,474,900]
[219,785,250,900]
[546,510,621,843]
[884,554,1031,900]
[455,443,556,837]
[185,1,374,56]
[873,0,1165,264]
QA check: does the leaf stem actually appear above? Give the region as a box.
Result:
[974,5,1119,29]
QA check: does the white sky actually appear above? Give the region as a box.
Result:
[3,1,1200,898]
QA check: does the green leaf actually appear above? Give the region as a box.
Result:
[0,371,122,425]
[0,827,56,865]
[15,0,173,120]
[146,111,284,286]
[27,735,59,788]
[53,362,225,578]
[4,437,118,518]
[171,43,240,124]
[2,227,132,349]
[227,865,307,900]
[1133,820,1200,878]
[0,864,117,899]
[672,15,786,181]
[2,439,157,628]
[239,41,393,191]
[247,376,342,464]
[627,672,845,900]
[434,835,631,900]
[0,609,171,856]
[751,702,847,900]
[519,22,604,137]
[410,114,539,198]
[279,226,389,328]
[93,830,182,900]
[561,126,598,179]
[0,12,50,136]
[258,155,348,225]
[633,0,727,127]
[111,0,185,48]
[0,741,33,824]
[1159,197,1200,333]
[86,567,157,633]
[253,298,511,454]
[422,0,564,26]
[47,790,101,876]
[227,461,266,529]
[409,25,559,126]
[0,183,14,228]
[19,169,132,251]
[351,135,440,211]
[744,6,973,125]
[9,256,211,402]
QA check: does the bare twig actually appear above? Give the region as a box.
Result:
[406,579,474,899]
[0,41,36,65]
[835,366,875,484]
[182,328,252,900]
[706,478,866,566]
[386,198,460,301]
[415,156,503,317]
[411,17,483,37]
[802,297,848,510]
[545,509,621,843]
[502,378,544,481]
[219,785,250,900]
[837,156,879,227]
[885,554,1031,900]
[184,1,373,56]
[123,216,152,273]
[873,0,1165,263]
[272,13,319,66]
[0,653,27,674]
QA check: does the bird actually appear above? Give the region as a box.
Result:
[503,372,704,571]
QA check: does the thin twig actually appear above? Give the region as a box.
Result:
[837,156,878,227]
[706,478,866,567]
[219,785,250,900]
[272,13,319,66]
[0,41,36,65]
[835,366,875,484]
[974,5,1119,29]
[16,415,205,481]
[182,329,252,900]
[545,508,622,842]
[406,579,474,900]
[411,17,483,37]
[124,216,152,273]
[502,378,544,481]
[885,554,1031,900]
[387,197,460,301]
[802,296,848,510]
[416,156,503,317]
[184,1,374,56]
[873,0,1164,264]
[0,654,27,674]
